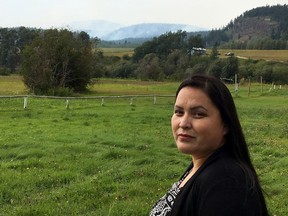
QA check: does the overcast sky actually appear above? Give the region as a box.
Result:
[0,0,287,29]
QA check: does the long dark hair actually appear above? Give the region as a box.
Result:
[175,74,269,214]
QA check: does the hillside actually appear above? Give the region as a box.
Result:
[228,16,279,42]
[204,4,288,49]
[225,4,288,42]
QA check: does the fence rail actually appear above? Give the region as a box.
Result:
[0,94,174,99]
[0,94,175,109]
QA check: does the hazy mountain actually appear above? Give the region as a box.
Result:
[65,20,124,38]
[102,23,208,40]
[66,20,208,40]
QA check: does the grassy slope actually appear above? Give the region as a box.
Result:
[0,77,287,215]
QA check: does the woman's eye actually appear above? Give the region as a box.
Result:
[174,110,183,116]
[193,112,206,118]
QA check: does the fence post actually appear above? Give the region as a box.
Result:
[130,97,134,106]
[260,76,263,94]
[66,99,70,109]
[234,74,238,96]
[24,96,28,109]
[153,95,157,105]
[248,78,251,97]
[101,97,105,106]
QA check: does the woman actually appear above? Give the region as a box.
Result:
[149,75,269,215]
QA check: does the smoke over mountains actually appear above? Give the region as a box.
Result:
[66,20,208,40]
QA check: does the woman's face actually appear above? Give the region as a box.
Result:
[171,87,227,159]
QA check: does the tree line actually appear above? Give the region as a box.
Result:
[0,27,287,96]
[103,31,288,85]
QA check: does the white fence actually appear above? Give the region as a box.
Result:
[0,95,175,109]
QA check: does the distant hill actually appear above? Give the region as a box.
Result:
[68,5,288,49]
[67,20,208,40]
[225,4,288,42]
[101,23,207,40]
[66,20,124,38]
[204,4,288,49]
[226,5,288,41]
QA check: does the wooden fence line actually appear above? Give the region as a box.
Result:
[0,95,174,99]
[0,94,175,109]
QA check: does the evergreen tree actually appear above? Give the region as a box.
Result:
[210,43,219,60]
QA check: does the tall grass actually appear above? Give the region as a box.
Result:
[0,78,287,215]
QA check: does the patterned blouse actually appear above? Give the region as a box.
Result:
[149,170,190,216]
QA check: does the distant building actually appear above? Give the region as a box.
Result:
[190,47,206,55]
[225,52,234,56]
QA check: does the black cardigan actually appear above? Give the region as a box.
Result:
[152,145,267,215]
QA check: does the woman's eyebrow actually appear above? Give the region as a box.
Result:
[174,105,208,111]
[174,105,183,109]
[190,106,208,111]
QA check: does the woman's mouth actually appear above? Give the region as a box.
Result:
[178,133,195,141]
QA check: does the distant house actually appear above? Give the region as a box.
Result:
[190,47,206,55]
[225,52,234,56]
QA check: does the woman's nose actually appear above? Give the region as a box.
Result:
[179,114,192,129]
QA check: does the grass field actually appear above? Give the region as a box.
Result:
[0,75,28,95]
[216,49,288,62]
[98,47,288,62]
[99,48,134,57]
[0,76,288,215]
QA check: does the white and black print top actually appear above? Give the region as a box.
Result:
[149,170,190,216]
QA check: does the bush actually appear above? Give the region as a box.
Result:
[272,64,288,84]
[21,29,94,95]
[47,87,74,97]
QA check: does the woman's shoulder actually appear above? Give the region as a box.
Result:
[198,152,247,185]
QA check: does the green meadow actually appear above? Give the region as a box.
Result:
[0,76,287,215]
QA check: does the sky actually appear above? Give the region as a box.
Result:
[0,0,287,29]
